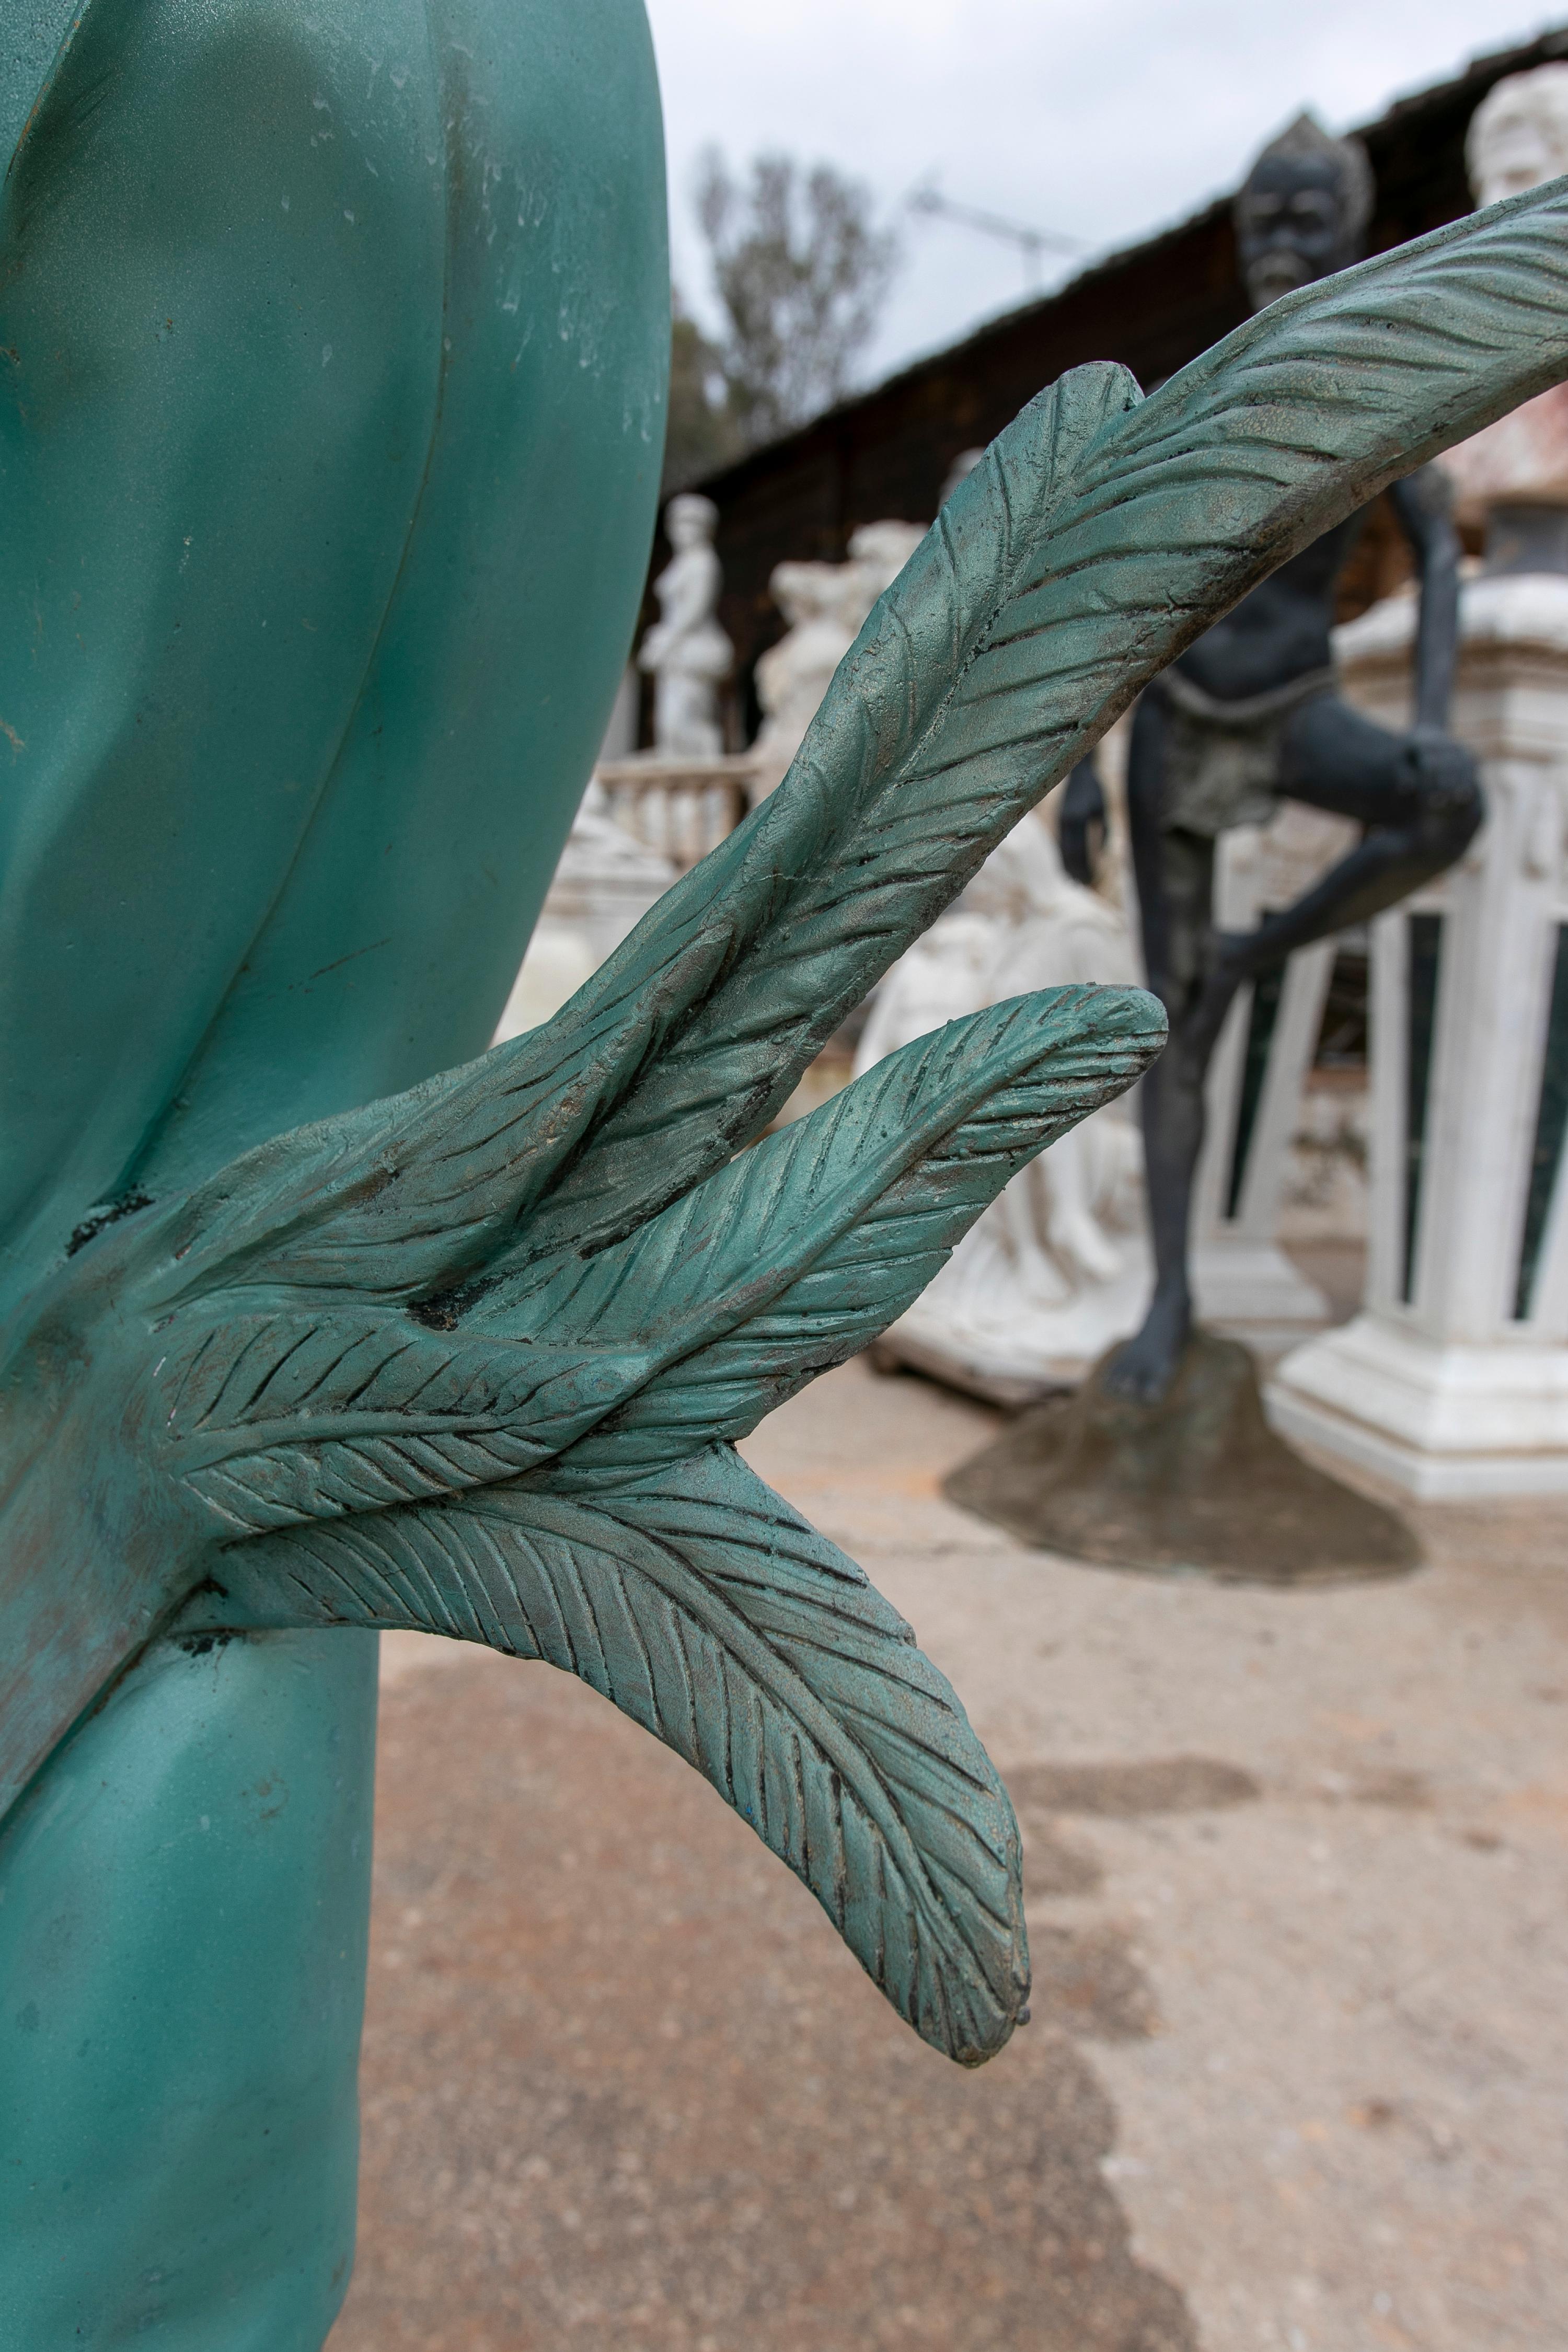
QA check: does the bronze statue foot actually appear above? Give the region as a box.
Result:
[946,1331,1422,1584]
[1101,1283,1193,1403]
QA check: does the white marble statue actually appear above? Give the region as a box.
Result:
[749,560,864,803]
[1440,66,1568,531]
[748,521,927,805]
[855,807,1150,1397]
[638,492,733,755]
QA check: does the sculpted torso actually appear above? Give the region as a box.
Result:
[1174,515,1363,700]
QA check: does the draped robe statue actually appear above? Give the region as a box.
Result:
[638,492,734,755]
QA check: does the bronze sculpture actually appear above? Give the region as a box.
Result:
[1099,116,1484,1402]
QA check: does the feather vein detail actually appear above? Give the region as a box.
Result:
[153,985,1163,1529]
[195,1443,1028,2066]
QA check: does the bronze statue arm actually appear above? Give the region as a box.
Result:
[1057,755,1109,885]
[1387,465,1463,730]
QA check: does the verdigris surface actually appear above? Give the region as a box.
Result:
[4,5,1568,2343]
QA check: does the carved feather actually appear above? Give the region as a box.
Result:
[157,984,1163,1518]
[151,982,1154,2063]
[197,1443,1028,2067]
[159,1315,656,1533]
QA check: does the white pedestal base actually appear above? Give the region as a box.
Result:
[877,1235,1153,1406]
[1193,1236,1330,1343]
[1269,1315,1568,1498]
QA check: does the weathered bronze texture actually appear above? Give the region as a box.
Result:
[4,4,1568,2334]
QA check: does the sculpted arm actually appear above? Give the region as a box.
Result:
[1387,464,1465,730]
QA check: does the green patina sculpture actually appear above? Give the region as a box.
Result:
[3,3,1568,2340]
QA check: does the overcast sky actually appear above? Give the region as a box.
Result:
[645,1,1561,385]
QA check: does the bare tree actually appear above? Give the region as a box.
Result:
[695,148,901,449]
[663,288,742,493]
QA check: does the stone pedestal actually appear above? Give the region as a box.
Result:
[1271,575,1568,1495]
[595,753,755,871]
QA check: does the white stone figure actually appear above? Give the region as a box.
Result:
[603,491,752,865]
[494,781,677,1042]
[856,808,1150,1398]
[749,560,863,804]
[638,492,733,756]
[746,521,927,805]
[1439,67,1568,533]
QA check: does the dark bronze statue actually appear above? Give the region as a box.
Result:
[1083,116,1485,1402]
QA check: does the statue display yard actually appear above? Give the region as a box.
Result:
[626,490,1331,1411]
[1273,64,1568,1496]
[4,5,1568,2337]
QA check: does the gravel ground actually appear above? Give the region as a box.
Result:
[329,1354,1568,2352]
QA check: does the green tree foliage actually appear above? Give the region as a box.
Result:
[694,147,901,451]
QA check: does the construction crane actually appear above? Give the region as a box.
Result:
[906,176,1083,293]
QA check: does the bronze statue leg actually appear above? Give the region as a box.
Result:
[1107,691,1482,1402]
[1106,691,1216,1399]
[1207,695,1483,994]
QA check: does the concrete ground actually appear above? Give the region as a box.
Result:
[329,1354,1568,2352]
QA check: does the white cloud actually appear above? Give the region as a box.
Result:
[646,0,1559,379]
